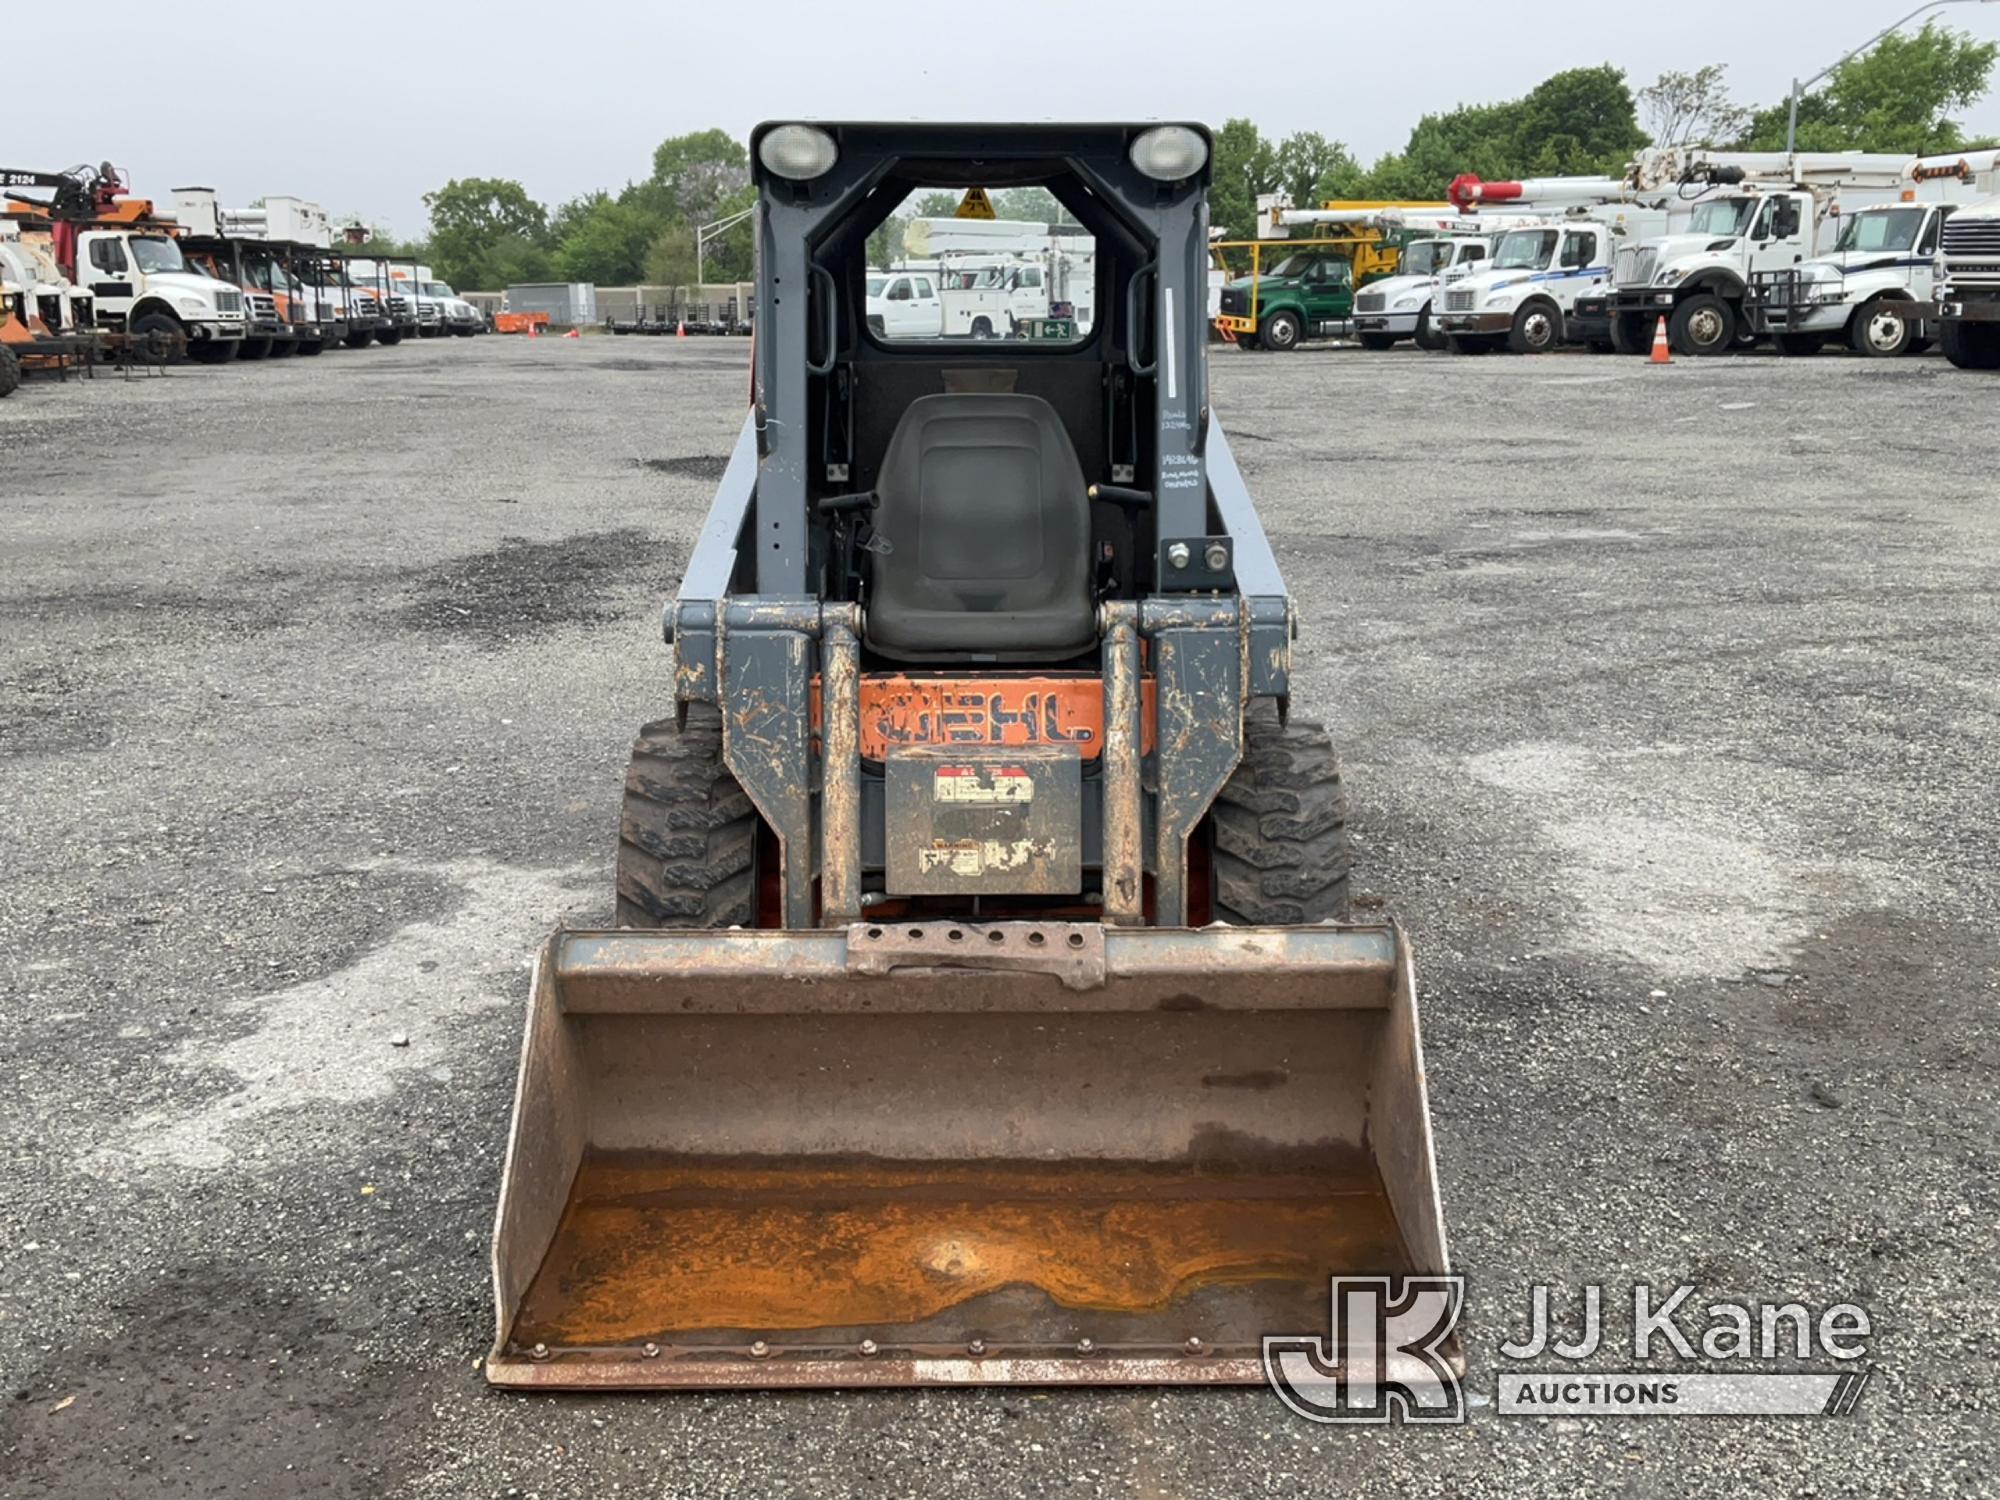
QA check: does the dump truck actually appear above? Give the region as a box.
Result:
[487,121,1453,1391]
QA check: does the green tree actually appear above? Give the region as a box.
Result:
[645,128,751,223]
[1210,117,1279,237]
[1640,64,1751,148]
[422,177,551,289]
[1514,65,1649,172]
[642,224,698,287]
[1738,22,1999,153]
[1273,131,1359,207]
[553,193,661,284]
[867,214,907,268]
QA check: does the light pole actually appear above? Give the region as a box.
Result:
[1787,0,2000,155]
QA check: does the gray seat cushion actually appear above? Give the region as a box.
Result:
[864,393,1096,661]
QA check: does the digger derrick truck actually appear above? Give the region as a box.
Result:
[2,164,245,359]
[1918,151,2000,371]
[1450,150,1915,356]
[486,122,1454,1392]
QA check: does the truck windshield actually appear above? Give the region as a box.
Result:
[1400,241,1451,276]
[128,237,188,274]
[1687,198,1755,237]
[1260,253,1322,279]
[421,281,454,297]
[1492,230,1557,271]
[1833,208,1923,253]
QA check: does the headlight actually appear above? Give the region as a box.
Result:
[1393,294,1423,309]
[1487,293,1515,310]
[758,124,838,180]
[1129,125,1208,181]
[1657,266,1689,286]
[175,295,208,312]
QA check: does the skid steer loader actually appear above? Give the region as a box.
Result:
[488,122,1454,1390]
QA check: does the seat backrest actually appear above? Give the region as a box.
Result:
[863,392,1096,661]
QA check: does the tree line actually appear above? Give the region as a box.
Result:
[366,23,1996,288]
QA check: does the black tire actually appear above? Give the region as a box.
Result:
[1847,297,1912,358]
[1235,330,1263,351]
[1358,332,1397,351]
[377,327,405,346]
[189,339,240,364]
[1942,320,2000,370]
[344,329,376,349]
[1609,312,1654,355]
[1908,336,1934,356]
[1209,705,1351,925]
[1507,299,1562,354]
[295,336,325,356]
[267,337,296,359]
[238,337,271,360]
[129,310,184,363]
[1773,332,1827,358]
[1260,309,1302,352]
[1413,307,1443,352]
[1444,333,1493,356]
[0,343,19,398]
[1668,292,1735,356]
[616,705,760,928]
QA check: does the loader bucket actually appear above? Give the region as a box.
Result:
[487,920,1452,1389]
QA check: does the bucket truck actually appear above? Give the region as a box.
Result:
[1341,211,1562,350]
[1914,152,2000,371]
[2,164,246,360]
[1215,198,1448,349]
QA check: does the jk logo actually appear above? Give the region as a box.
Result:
[1262,1276,1466,1425]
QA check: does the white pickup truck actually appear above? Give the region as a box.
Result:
[866,261,1047,339]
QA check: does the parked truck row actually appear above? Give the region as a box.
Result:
[0,163,485,397]
[1215,148,2000,372]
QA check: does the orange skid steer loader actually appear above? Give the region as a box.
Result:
[488,122,1454,1390]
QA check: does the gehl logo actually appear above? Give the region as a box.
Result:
[1262,1276,1466,1425]
[875,690,1096,748]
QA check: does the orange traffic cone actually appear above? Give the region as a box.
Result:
[676,319,687,339]
[1649,315,1672,365]
[563,326,580,339]
[527,323,538,339]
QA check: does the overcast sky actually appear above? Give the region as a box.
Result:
[21,1,2000,237]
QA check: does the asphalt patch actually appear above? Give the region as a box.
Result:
[394,530,654,646]
[634,455,729,480]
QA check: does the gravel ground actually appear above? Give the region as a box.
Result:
[0,336,1994,1497]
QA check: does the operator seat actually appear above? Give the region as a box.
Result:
[863,392,1097,661]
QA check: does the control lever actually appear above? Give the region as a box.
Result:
[815,490,878,515]
[1088,483,1153,508]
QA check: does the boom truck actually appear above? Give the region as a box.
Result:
[1337,211,1564,350]
[176,190,335,358]
[2,164,246,360]
[1449,149,1916,356]
[1215,198,1451,350]
[1,211,98,387]
[1920,151,2000,371]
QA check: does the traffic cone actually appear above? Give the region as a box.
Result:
[676,319,687,339]
[1649,315,1672,365]
[563,326,580,340]
[527,323,538,339]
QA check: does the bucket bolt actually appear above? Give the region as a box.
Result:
[858,1339,879,1357]
[749,1340,770,1359]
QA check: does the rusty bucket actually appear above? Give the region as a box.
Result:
[487,920,1449,1388]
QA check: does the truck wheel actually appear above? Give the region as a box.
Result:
[1848,298,1912,357]
[1358,332,1397,351]
[344,329,376,349]
[1444,333,1490,356]
[1609,312,1653,355]
[129,310,185,363]
[1668,293,1734,356]
[238,337,271,360]
[1773,333,1826,357]
[268,338,296,359]
[1209,704,1350,925]
[189,340,239,364]
[1235,330,1263,351]
[377,328,404,346]
[295,336,325,356]
[1413,307,1443,351]
[1942,321,2000,370]
[969,316,994,340]
[616,705,761,929]
[1507,300,1562,354]
[0,343,19,397]
[1260,310,1302,352]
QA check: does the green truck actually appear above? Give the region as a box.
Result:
[1215,249,1356,351]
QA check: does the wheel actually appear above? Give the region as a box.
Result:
[294,336,325,356]
[237,337,271,360]
[1668,293,1735,356]
[1507,299,1563,354]
[1235,330,1263,351]
[1942,320,2000,370]
[453,326,475,338]
[1444,333,1490,355]
[129,310,184,363]
[344,329,376,349]
[268,337,296,359]
[1260,309,1302,352]
[189,339,240,364]
[1413,306,1443,352]
[1208,704,1350,925]
[1848,298,1913,358]
[376,327,404,346]
[970,316,994,339]
[1773,332,1827,357]
[0,343,19,398]
[616,705,761,928]
[1609,312,1653,355]
[1358,332,1397,351]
